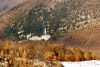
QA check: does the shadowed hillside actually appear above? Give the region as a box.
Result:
[0,0,24,13]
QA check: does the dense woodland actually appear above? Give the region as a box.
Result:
[0,40,96,67]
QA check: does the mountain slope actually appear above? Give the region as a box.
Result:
[0,0,100,42]
[50,24,100,52]
[0,0,52,40]
[0,0,24,13]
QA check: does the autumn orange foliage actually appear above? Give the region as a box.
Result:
[0,40,96,66]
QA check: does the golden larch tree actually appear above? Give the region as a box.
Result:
[22,50,27,58]
[1,50,4,58]
[23,58,28,67]
[16,52,19,57]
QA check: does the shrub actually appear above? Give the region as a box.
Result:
[56,61,63,67]
[84,52,94,61]
[64,54,75,61]
[43,51,56,61]
[75,54,84,61]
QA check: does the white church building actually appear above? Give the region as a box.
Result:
[28,27,51,41]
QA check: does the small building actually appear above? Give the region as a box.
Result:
[29,36,43,41]
[29,27,51,41]
[42,35,51,41]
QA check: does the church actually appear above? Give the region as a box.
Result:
[29,27,51,41]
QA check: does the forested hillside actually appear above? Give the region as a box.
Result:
[0,0,100,42]
[0,0,87,40]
